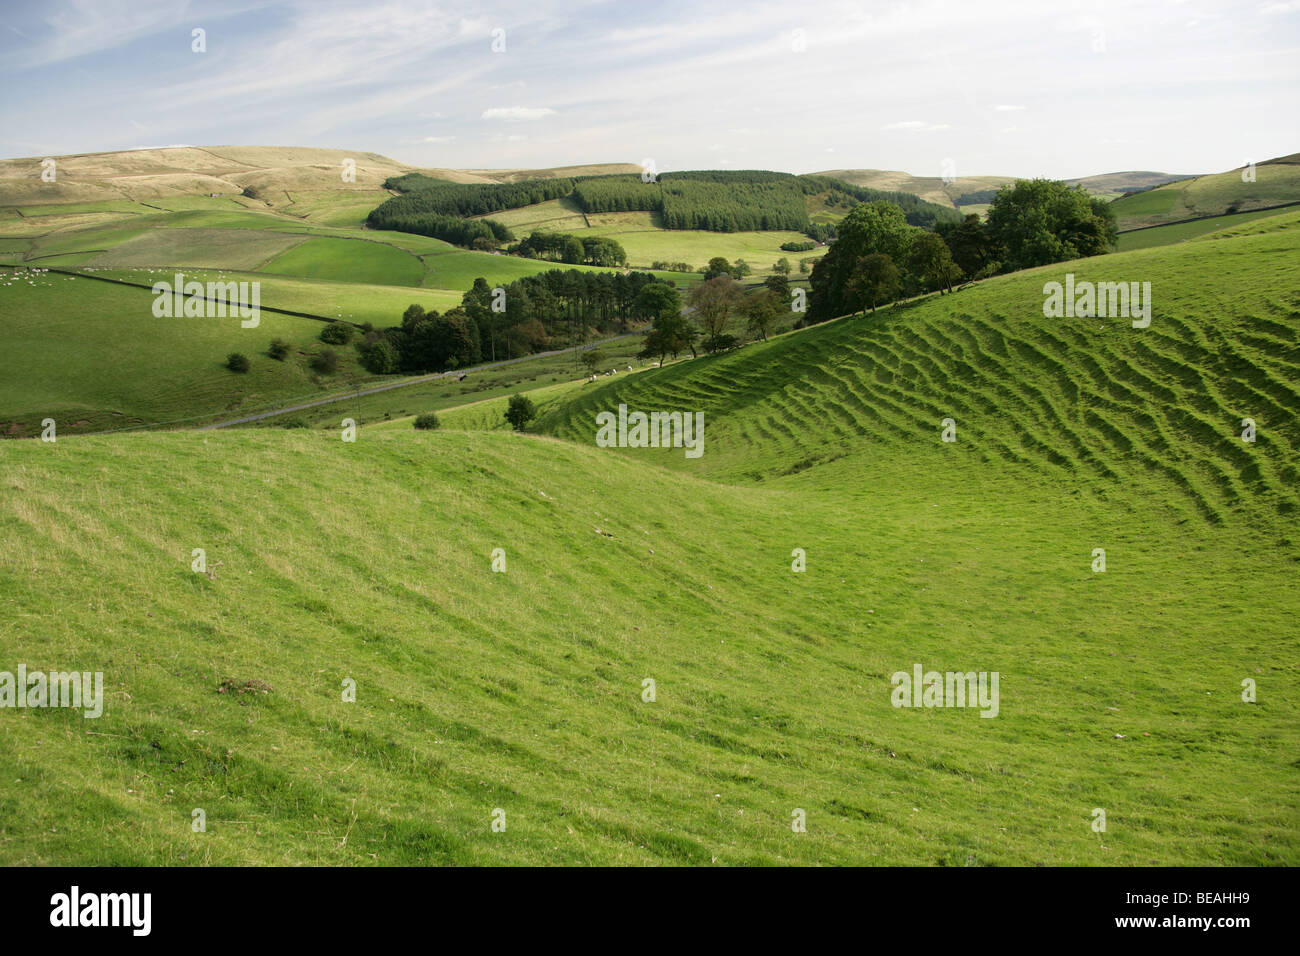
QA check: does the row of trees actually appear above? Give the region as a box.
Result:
[463,270,670,362]
[570,176,810,232]
[378,173,575,216]
[569,171,962,234]
[350,270,677,375]
[701,256,751,280]
[365,209,513,246]
[513,231,627,267]
[807,181,1119,322]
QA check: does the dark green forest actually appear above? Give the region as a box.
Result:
[366,170,960,247]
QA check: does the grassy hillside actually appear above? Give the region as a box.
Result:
[0,190,702,434]
[1,208,1296,866]
[0,147,645,223]
[0,261,656,435]
[1068,171,1195,196]
[0,268,386,436]
[231,337,650,431]
[0,146,417,206]
[1,425,1295,865]
[4,196,697,286]
[1116,206,1296,252]
[1112,155,1300,230]
[486,201,828,272]
[458,163,644,183]
[541,211,1300,522]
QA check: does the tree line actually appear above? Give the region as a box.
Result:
[569,176,807,231]
[354,269,674,374]
[364,209,514,247]
[806,179,1119,323]
[377,173,576,216]
[570,172,961,234]
[513,232,627,267]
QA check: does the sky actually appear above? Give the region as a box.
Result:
[1,0,1297,179]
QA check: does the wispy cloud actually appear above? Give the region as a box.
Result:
[0,0,1294,177]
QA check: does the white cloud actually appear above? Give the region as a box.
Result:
[2,0,1293,180]
[481,106,556,122]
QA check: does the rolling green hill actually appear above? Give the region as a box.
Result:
[1,209,1296,866]
[1111,154,1300,230]
[542,211,1300,524]
[1115,206,1297,252]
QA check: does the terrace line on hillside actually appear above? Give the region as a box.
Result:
[595,404,704,458]
[1042,273,1151,328]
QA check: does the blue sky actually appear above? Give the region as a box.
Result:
[1,0,1297,178]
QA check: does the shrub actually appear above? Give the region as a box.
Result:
[268,338,291,360]
[781,240,816,252]
[226,352,250,373]
[504,394,538,431]
[413,413,440,430]
[320,322,353,345]
[310,348,339,374]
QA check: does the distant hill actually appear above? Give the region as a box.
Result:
[454,163,644,183]
[814,168,1016,209]
[1065,171,1195,195]
[0,146,420,205]
[813,167,1193,210]
[0,148,643,206]
[1110,153,1300,230]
